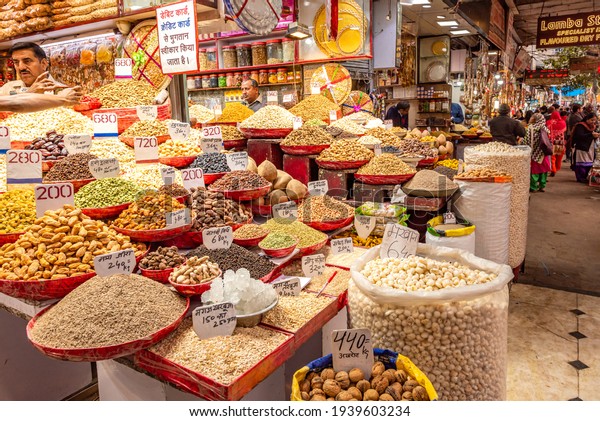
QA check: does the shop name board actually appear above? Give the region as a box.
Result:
[524,69,569,79]
[537,12,600,48]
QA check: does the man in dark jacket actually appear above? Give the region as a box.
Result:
[566,103,583,160]
[488,104,526,145]
[385,101,410,129]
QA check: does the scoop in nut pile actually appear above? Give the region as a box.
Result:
[113,191,186,231]
[0,205,146,281]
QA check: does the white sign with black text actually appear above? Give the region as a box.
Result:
[34,183,74,218]
[380,223,419,260]
[94,249,136,277]
[272,277,301,297]
[330,237,354,255]
[331,328,374,379]
[88,158,120,179]
[192,302,236,340]
[203,226,233,250]
[301,254,325,278]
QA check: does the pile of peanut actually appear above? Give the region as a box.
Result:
[0,205,145,280]
[300,361,430,401]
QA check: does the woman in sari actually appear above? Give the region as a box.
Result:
[525,113,552,192]
[571,113,599,183]
[546,111,567,176]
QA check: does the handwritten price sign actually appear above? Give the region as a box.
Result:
[64,134,92,155]
[203,226,233,250]
[134,136,159,164]
[380,223,419,260]
[181,167,205,190]
[168,121,190,141]
[272,277,301,297]
[89,158,120,179]
[114,58,133,79]
[166,208,191,228]
[201,126,223,153]
[136,105,158,121]
[302,254,325,278]
[94,249,136,277]
[6,149,42,185]
[192,302,236,340]
[308,180,328,196]
[34,183,74,218]
[266,91,278,105]
[161,166,177,185]
[226,151,248,171]
[272,201,298,221]
[0,126,10,151]
[293,116,302,130]
[330,237,354,255]
[93,113,118,137]
[354,215,375,239]
[331,328,374,379]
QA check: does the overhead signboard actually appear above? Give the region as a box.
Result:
[523,69,570,86]
[156,0,199,74]
[569,56,600,73]
[537,12,600,49]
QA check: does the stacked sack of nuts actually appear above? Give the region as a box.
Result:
[348,244,513,400]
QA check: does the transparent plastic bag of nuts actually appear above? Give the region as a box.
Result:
[348,244,513,401]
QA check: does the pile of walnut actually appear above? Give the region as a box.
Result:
[300,361,430,401]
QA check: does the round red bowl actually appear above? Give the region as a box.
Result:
[203,171,228,185]
[26,297,189,362]
[238,127,293,139]
[315,159,370,170]
[139,263,185,284]
[260,241,298,258]
[299,236,328,256]
[119,134,170,148]
[0,272,96,300]
[80,202,132,219]
[0,232,24,246]
[209,183,271,201]
[303,215,354,232]
[201,121,238,127]
[112,224,193,243]
[280,144,330,156]
[223,138,247,150]
[233,232,268,247]
[158,231,203,248]
[417,157,438,167]
[43,178,95,193]
[174,194,190,205]
[354,173,416,185]
[169,271,221,297]
[159,156,197,168]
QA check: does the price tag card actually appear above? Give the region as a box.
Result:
[311,82,321,95]
[374,144,382,156]
[354,215,375,239]
[308,180,328,196]
[134,136,159,165]
[212,104,222,116]
[293,116,302,130]
[63,134,92,155]
[272,201,298,221]
[93,113,118,137]
[34,182,74,218]
[89,158,120,179]
[192,302,236,340]
[94,249,136,277]
[330,237,354,255]
[443,212,457,224]
[166,208,191,228]
[384,119,393,129]
[136,105,158,121]
[226,151,248,171]
[201,126,223,153]
[161,166,176,185]
[266,91,278,105]
[203,226,233,250]
[0,126,10,151]
[283,94,294,103]
[114,58,132,79]
[6,150,42,185]
[181,167,205,190]
[168,121,190,141]
[302,254,325,278]
[380,223,419,260]
[331,328,374,379]
[272,277,301,297]
[329,110,338,122]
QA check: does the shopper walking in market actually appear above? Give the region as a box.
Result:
[567,103,583,160]
[570,113,599,183]
[524,113,552,192]
[546,111,567,176]
[489,103,526,145]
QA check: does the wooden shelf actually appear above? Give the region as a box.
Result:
[190,62,302,76]
[188,82,298,92]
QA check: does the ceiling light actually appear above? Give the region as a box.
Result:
[437,20,459,27]
[285,22,311,40]
[451,26,458,29]
[399,1,413,5]
[488,51,498,55]
[450,29,471,35]
[437,16,445,19]
[412,0,431,4]
[422,4,431,7]
[497,80,504,85]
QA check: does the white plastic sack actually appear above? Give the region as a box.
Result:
[453,180,511,264]
[348,245,513,400]
[425,230,476,254]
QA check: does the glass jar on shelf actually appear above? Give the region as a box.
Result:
[187,76,196,90]
[236,44,252,67]
[222,45,237,69]
[209,74,218,88]
[277,68,287,83]
[250,70,259,83]
[242,72,250,82]
[295,70,302,82]
[234,72,243,87]
[259,69,268,85]
[282,39,295,62]
[201,76,211,89]
[266,39,283,64]
[206,48,217,70]
[251,42,267,66]
[268,69,278,84]
[226,73,235,87]
[198,48,207,71]
[218,74,227,88]
[287,71,294,83]
[194,76,202,89]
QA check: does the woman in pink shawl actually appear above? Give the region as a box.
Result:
[546,111,567,176]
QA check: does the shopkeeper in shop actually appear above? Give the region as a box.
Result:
[385,101,410,129]
[241,79,264,112]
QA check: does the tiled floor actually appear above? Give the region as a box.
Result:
[508,283,600,401]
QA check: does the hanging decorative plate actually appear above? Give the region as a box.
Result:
[224,0,283,36]
[313,0,367,58]
[122,20,171,91]
[341,90,374,116]
[426,61,447,83]
[310,63,352,105]
[431,40,448,56]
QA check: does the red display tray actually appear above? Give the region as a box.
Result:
[0,232,24,246]
[80,202,131,220]
[201,121,238,127]
[169,271,221,297]
[238,127,293,139]
[315,159,370,170]
[159,156,197,168]
[139,264,184,284]
[223,138,247,150]
[260,265,283,283]
[112,224,193,243]
[134,325,295,401]
[119,134,170,148]
[174,194,190,205]
[260,242,297,258]
[208,183,271,201]
[354,173,415,185]
[417,157,439,167]
[43,178,95,193]
[233,232,268,248]
[0,272,96,300]
[303,216,354,232]
[158,231,203,249]
[280,144,330,156]
[298,237,328,256]
[26,298,189,362]
[203,172,227,185]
